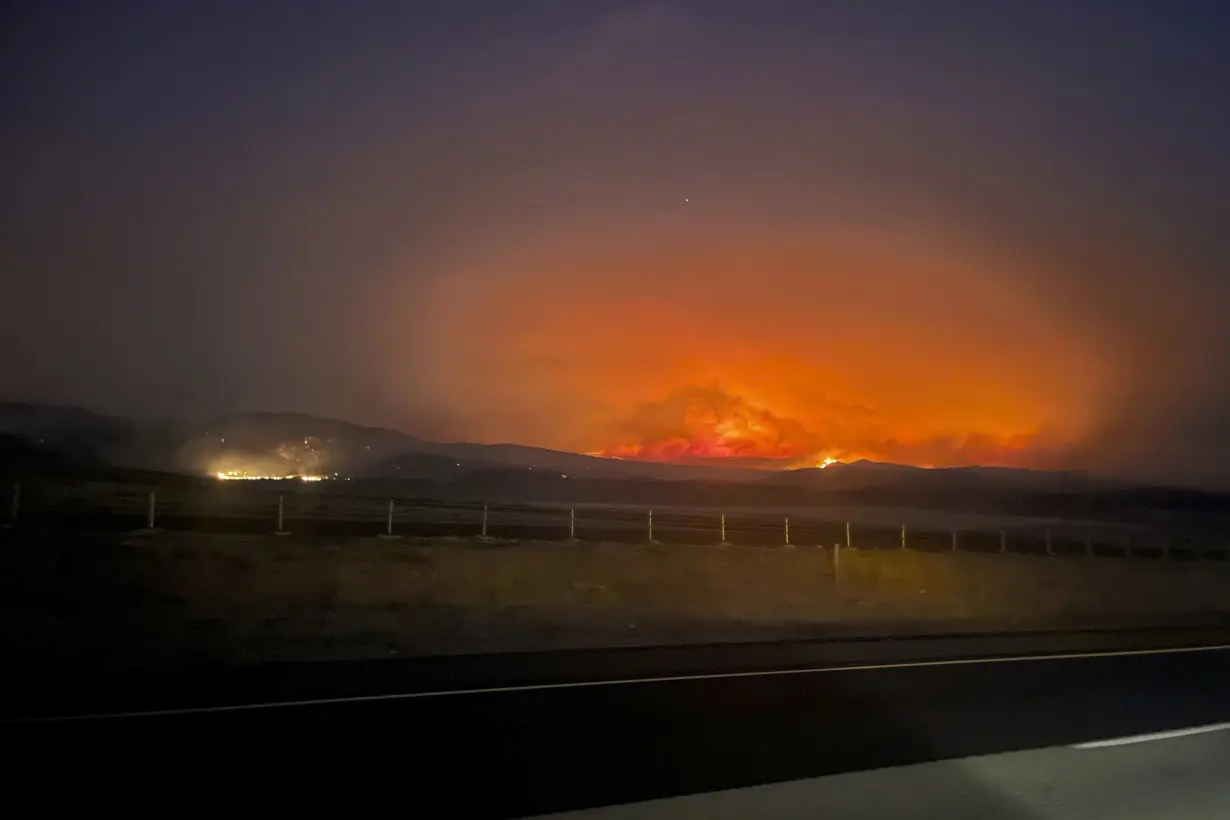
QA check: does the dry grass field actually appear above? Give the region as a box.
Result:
[3,529,1226,668]
[0,531,944,666]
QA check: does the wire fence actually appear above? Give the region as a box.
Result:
[2,477,1226,561]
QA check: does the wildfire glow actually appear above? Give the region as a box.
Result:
[596,385,818,463]
[215,470,326,482]
[593,385,1037,469]
[413,224,1104,473]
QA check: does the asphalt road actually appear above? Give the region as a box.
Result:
[8,625,1230,818]
[541,727,1230,819]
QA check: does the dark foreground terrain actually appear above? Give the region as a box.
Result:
[8,625,1230,818]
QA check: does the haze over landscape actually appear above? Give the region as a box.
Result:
[14,10,1230,803]
[4,1,1230,486]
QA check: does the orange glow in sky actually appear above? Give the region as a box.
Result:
[9,3,1230,489]
[597,385,816,462]
[400,212,1112,471]
[592,383,1038,469]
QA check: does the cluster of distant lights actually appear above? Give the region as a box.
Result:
[214,470,332,482]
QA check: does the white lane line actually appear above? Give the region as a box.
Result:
[1074,721,1230,749]
[11,642,1230,725]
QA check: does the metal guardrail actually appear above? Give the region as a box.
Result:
[2,477,1225,560]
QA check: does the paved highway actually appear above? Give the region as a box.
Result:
[541,727,1230,819]
[8,625,1230,818]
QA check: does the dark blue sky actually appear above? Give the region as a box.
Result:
[3,1,1230,484]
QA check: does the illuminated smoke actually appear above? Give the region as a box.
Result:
[274,436,328,475]
[596,385,819,462]
[195,434,336,480]
[596,384,1038,469]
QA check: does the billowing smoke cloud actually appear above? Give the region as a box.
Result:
[596,384,1038,469]
[597,384,823,462]
[178,426,333,478]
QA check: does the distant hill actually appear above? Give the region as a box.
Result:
[180,411,767,482]
[194,411,423,449]
[4,402,1230,523]
[426,468,811,507]
[0,402,142,469]
[0,401,134,446]
[758,460,1230,520]
[177,411,425,476]
[0,405,762,482]
[0,432,108,477]
[394,461,1230,524]
[761,460,1122,493]
[368,441,766,483]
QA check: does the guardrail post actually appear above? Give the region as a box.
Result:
[845,520,851,549]
[648,509,654,543]
[569,508,576,541]
[784,517,790,546]
[5,481,18,528]
[274,494,290,536]
[720,513,727,544]
[481,503,489,538]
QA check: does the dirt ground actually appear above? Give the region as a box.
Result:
[0,530,959,667]
[6,529,1219,669]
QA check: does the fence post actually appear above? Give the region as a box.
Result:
[5,481,18,528]
[784,517,790,546]
[569,508,576,540]
[720,513,727,544]
[481,503,489,539]
[845,520,851,549]
[648,509,654,543]
[274,494,290,535]
[1000,529,1007,553]
[146,490,156,530]
[378,498,402,539]
[901,524,907,550]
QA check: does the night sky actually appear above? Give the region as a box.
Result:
[4,1,1230,485]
